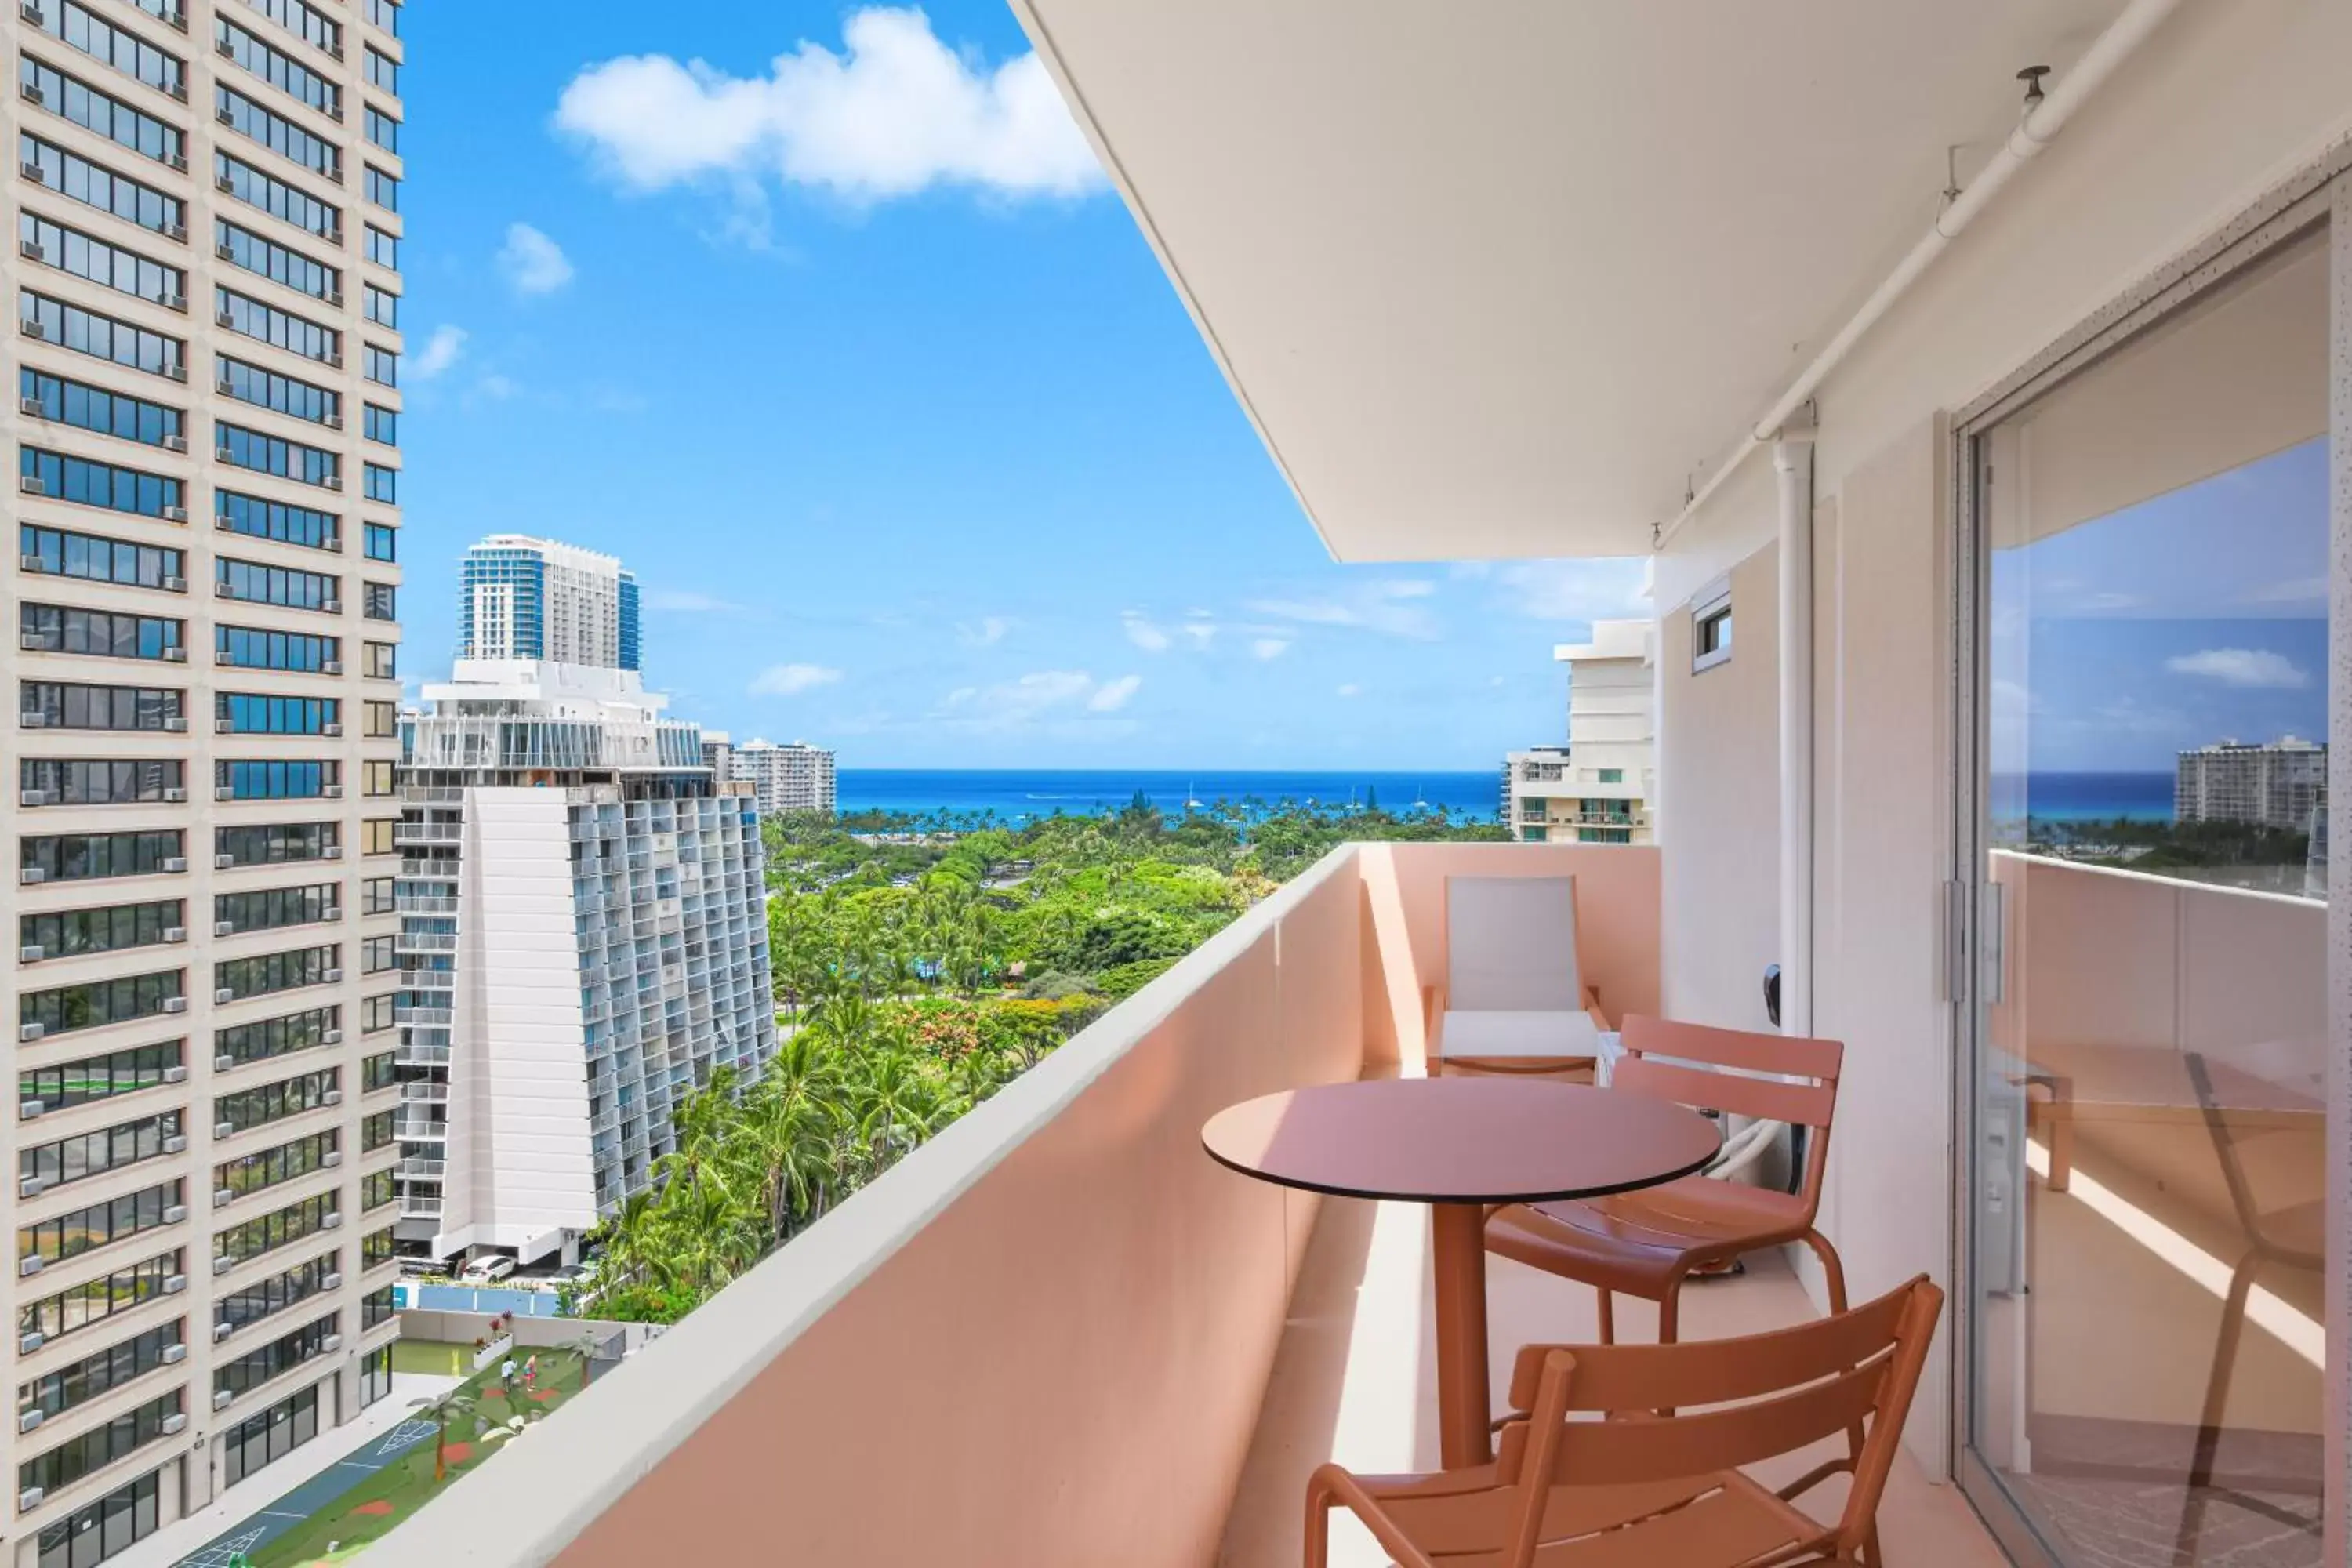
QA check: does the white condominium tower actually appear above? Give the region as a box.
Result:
[394,547,775,1273]
[4,0,408,1556]
[1504,621,1657,844]
[459,534,640,672]
[730,738,836,818]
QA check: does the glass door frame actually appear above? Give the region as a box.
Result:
[1944,152,2350,1566]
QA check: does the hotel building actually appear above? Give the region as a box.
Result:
[728,738,835,818]
[392,546,775,1271]
[1503,620,1657,844]
[2,0,407,1557]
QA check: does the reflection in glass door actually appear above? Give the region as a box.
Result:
[1964,234,2330,1566]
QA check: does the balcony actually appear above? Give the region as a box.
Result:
[384,841,1986,1562]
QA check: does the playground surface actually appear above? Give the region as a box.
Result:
[170,1348,593,1567]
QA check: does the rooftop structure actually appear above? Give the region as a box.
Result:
[459,535,641,672]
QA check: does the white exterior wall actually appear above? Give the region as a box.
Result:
[444,791,596,1261]
[1649,0,2352,1474]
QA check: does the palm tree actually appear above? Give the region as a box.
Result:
[427,1383,481,1484]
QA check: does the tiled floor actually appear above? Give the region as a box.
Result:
[1221,1192,2007,1566]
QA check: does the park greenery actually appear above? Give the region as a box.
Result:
[589,798,1507,1323]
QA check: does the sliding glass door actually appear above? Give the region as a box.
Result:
[1957,212,2335,1566]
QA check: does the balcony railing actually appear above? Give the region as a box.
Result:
[386,841,1668,1562]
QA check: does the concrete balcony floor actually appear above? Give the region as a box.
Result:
[1223,1176,2003,1566]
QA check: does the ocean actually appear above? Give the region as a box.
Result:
[1995,771,2174,824]
[835,768,1502,823]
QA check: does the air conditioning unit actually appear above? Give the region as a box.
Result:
[18,713,43,729]
[215,720,235,736]
[161,1342,185,1364]
[215,854,235,870]
[18,945,42,962]
[324,661,343,676]
[322,1211,343,1229]
[18,791,49,808]
[212,1121,234,1139]
[164,717,188,733]
[212,450,232,469]
[215,786,236,801]
[16,1333,41,1356]
[18,1101,39,1120]
[324,967,343,983]
[213,1054,234,1072]
[323,846,343,860]
[212,1319,232,1338]
[322,1333,343,1352]
[211,1389,231,1411]
[163,926,186,943]
[216,107,233,126]
[324,722,343,737]
[17,868,42,887]
[321,1029,342,1045]
[165,435,187,454]
[19,474,45,495]
[162,1065,187,1084]
[19,633,45,652]
[20,82,41,107]
[19,239,44,263]
[323,786,343,800]
[322,908,340,922]
[162,293,186,314]
[162,997,186,1014]
[19,396,42,418]
[327,353,344,370]
[169,154,187,174]
[321,1271,342,1290]
[324,476,343,492]
[18,1257,42,1279]
[328,290,344,308]
[162,1411,187,1436]
[163,506,187,523]
[214,988,235,1005]
[214,309,234,329]
[162,1272,185,1294]
[169,82,187,103]
[214,921,234,938]
[20,317,45,339]
[326,414,344,432]
[16,1410,40,1435]
[321,1150,343,1168]
[165,223,186,243]
[164,648,187,662]
[20,1488,43,1513]
[162,1134,186,1153]
[323,600,343,615]
[322,1088,342,1105]
[163,787,187,802]
[163,575,186,592]
[16,1176,42,1198]
[212,1186,234,1206]
[163,1203,186,1223]
[21,160,44,183]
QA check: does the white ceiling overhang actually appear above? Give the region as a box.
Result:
[1014,0,2129,561]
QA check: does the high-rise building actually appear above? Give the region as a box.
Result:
[2176,735,2326,833]
[3,0,407,1549]
[731,739,837,818]
[458,534,640,671]
[393,549,775,1270]
[1502,621,1657,844]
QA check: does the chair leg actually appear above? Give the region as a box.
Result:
[1657,1281,1680,1345]
[1802,1229,1850,1314]
[1595,1287,1614,1345]
[2175,1251,2259,1566]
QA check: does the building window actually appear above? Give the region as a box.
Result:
[19,291,186,382]
[216,286,339,366]
[217,425,340,491]
[363,45,397,94]
[24,604,185,662]
[215,823,337,868]
[16,1181,183,1269]
[365,224,397,271]
[215,1006,338,1070]
[1596,768,1624,784]
[1692,582,1732,674]
[360,993,394,1033]
[20,368,183,449]
[216,1250,336,1334]
[364,165,398,212]
[20,682,183,732]
[362,463,397,505]
[361,1109,393,1151]
[218,694,339,736]
[216,85,339,182]
[215,945,337,1002]
[18,211,183,308]
[361,761,394,799]
[19,1042,183,1115]
[20,56,184,171]
[215,884,337,937]
[19,1112,182,1193]
[220,1383,321,1488]
[16,1322,181,1425]
[364,405,397,448]
[216,760,340,801]
[20,524,183,589]
[20,759,184,806]
[361,1051,394,1093]
[20,132,183,238]
[361,935,394,975]
[361,878,394,916]
[216,625,339,673]
[216,20,339,119]
[364,701,399,739]
[17,1250,180,1348]
[213,150,340,242]
[364,641,397,681]
[363,582,396,621]
[365,0,401,38]
[216,558,339,612]
[361,1286,394,1332]
[213,1130,338,1199]
[361,1169,394,1212]
[363,521,397,561]
[218,358,340,428]
[362,1225,394,1268]
[19,1390,182,1497]
[217,492,339,553]
[31,1467,164,1568]
[21,899,182,959]
[358,1344,393,1409]
[20,447,181,519]
[216,1069,339,1137]
[364,104,399,154]
[216,219,340,304]
[362,819,397,858]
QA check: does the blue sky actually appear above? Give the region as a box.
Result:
[394,4,1646,769]
[1991,437,2327,775]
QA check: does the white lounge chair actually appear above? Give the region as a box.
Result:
[1423,875,1609,1078]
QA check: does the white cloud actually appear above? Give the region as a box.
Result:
[1248,580,1439,641]
[554,8,1104,203]
[1180,613,1217,650]
[2164,648,2310,689]
[956,616,1012,647]
[413,325,468,380]
[750,662,843,696]
[646,589,742,614]
[1494,558,1650,621]
[1251,637,1291,661]
[1123,612,1171,653]
[472,373,519,402]
[1335,684,1362,699]
[497,223,575,295]
[1087,674,1142,713]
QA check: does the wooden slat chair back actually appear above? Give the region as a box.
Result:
[1485,1014,1851,1345]
[1305,1276,1945,1568]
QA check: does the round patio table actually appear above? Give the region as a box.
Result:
[1202,1077,1720,1468]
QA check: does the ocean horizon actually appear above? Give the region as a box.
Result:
[836,768,1502,822]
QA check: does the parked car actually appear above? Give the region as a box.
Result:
[550,1261,596,1287]
[459,1255,515,1283]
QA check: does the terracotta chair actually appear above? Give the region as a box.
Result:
[1486,1014,1846,1343]
[1423,875,1610,1080]
[1305,1275,1944,1567]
